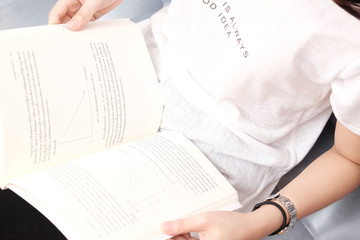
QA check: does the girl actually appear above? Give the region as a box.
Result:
[49,0,360,239]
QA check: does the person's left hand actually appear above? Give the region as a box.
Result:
[160,211,263,240]
[48,0,123,30]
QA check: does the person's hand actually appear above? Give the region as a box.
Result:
[160,211,267,240]
[48,0,123,31]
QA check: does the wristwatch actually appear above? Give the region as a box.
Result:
[253,193,296,235]
[268,193,296,234]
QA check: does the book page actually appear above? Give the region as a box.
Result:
[7,131,240,240]
[0,19,163,185]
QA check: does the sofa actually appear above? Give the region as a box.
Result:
[0,0,359,239]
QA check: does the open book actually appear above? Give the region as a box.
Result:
[0,19,240,240]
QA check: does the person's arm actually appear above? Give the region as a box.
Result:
[280,121,360,219]
[48,0,123,31]
[161,121,360,240]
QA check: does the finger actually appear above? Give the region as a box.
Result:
[161,215,207,237]
[175,233,192,239]
[169,233,195,240]
[48,0,72,24]
[66,0,100,31]
[169,236,188,240]
[182,233,192,239]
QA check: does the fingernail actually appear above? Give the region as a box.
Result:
[66,19,78,29]
[161,222,172,233]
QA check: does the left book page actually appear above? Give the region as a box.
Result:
[0,19,163,186]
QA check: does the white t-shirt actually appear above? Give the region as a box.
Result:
[144,0,360,211]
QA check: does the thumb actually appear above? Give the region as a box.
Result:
[161,215,206,237]
[66,1,99,31]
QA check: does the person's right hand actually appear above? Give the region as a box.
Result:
[161,210,277,240]
[48,0,123,31]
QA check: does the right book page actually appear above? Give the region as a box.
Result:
[7,131,241,240]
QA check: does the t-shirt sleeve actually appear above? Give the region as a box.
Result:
[330,61,360,136]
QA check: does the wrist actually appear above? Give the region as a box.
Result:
[248,204,285,238]
[251,193,297,236]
